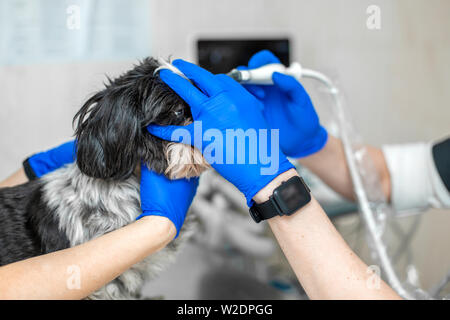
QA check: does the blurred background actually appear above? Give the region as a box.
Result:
[0,0,449,299]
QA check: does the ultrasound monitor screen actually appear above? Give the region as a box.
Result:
[197,38,290,74]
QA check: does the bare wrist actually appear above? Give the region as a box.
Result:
[138,215,177,242]
[252,168,299,204]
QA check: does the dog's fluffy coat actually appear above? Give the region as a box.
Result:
[0,58,208,299]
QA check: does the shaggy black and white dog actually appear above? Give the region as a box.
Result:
[0,57,209,299]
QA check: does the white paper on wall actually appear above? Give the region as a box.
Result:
[0,0,151,65]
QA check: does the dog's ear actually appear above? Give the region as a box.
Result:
[74,88,143,180]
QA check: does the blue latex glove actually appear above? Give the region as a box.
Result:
[240,50,328,158]
[147,59,294,206]
[137,164,199,238]
[25,140,77,179]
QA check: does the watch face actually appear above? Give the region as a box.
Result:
[273,177,311,215]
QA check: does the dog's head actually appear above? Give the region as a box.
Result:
[73,57,209,180]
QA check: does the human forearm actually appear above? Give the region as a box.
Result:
[253,169,400,300]
[0,168,28,188]
[298,135,391,202]
[0,216,175,299]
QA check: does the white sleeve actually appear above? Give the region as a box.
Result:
[382,141,450,214]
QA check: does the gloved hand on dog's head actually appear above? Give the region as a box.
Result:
[147,59,294,206]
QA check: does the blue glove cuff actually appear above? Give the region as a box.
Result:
[245,160,296,207]
[137,210,182,239]
[26,140,77,178]
[27,151,63,178]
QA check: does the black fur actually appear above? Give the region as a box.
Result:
[0,181,70,266]
[0,57,192,270]
[74,57,192,180]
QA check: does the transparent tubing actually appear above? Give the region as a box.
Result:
[301,68,415,299]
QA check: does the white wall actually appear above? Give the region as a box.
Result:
[1,0,449,179]
[149,0,450,145]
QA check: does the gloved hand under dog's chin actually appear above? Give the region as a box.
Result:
[137,163,199,238]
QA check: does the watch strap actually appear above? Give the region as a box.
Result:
[250,198,280,223]
[249,176,310,223]
[23,157,38,181]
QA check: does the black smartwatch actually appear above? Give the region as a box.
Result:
[249,176,311,223]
